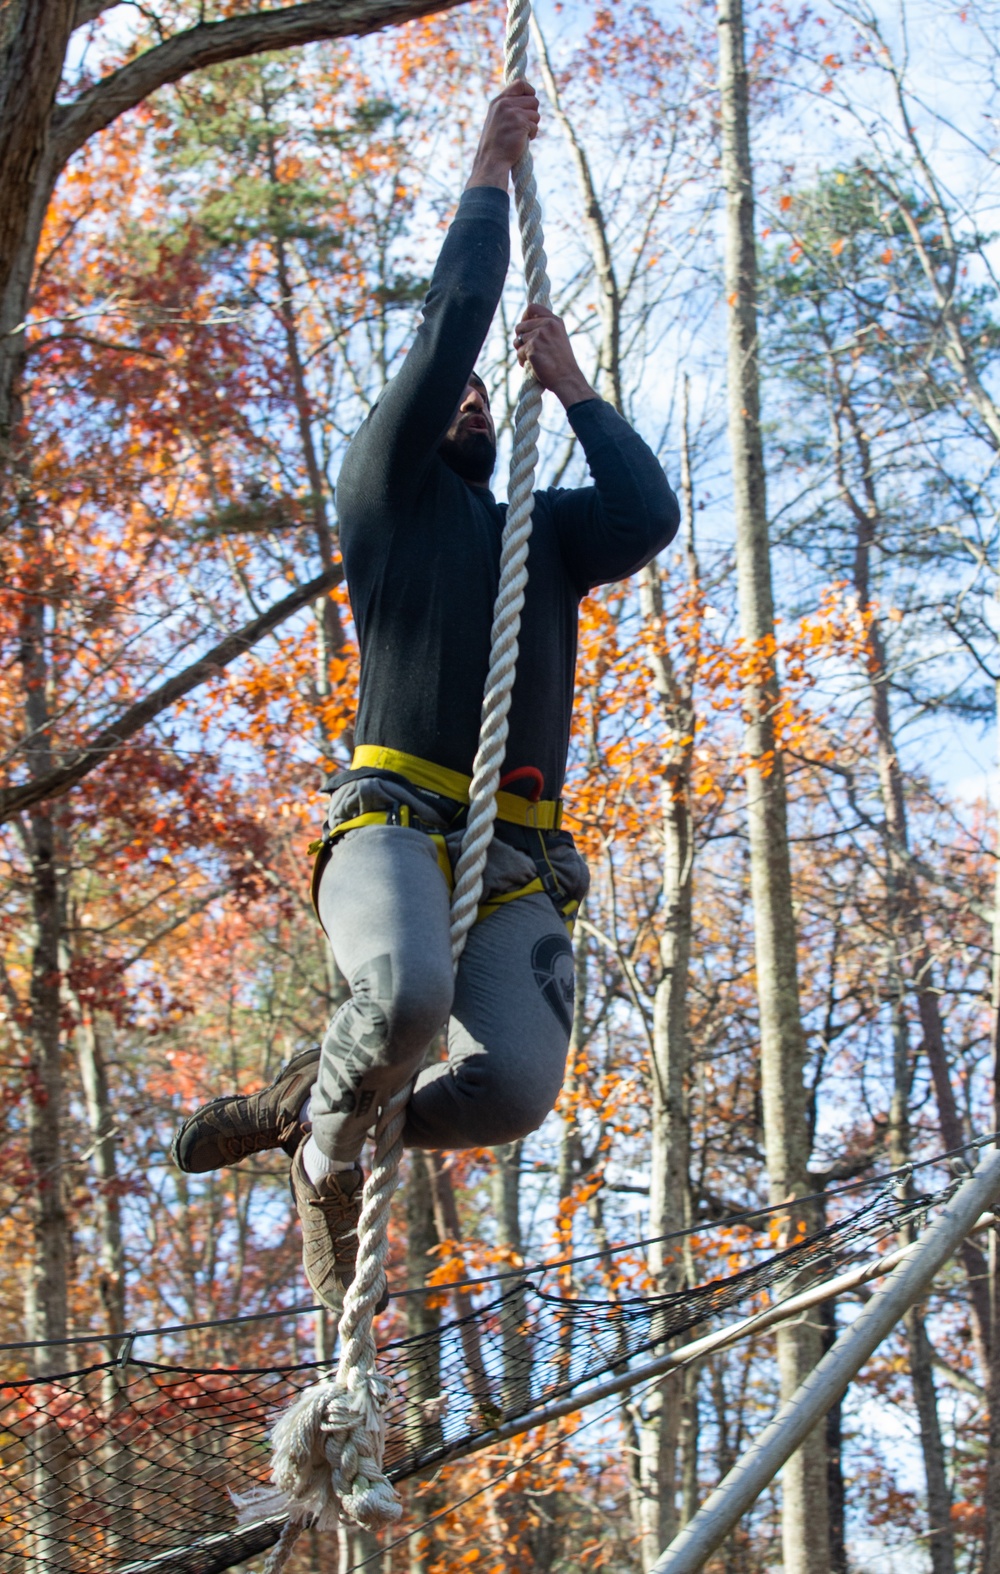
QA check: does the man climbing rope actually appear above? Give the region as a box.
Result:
[172,81,678,1314]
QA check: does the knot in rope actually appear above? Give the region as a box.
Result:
[263,1,551,1557]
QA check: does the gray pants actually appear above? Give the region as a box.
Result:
[310,781,588,1161]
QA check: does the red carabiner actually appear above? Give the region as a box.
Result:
[499,765,545,803]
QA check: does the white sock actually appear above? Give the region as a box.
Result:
[299,1095,312,1124]
[302,1133,355,1185]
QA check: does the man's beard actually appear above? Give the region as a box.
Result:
[438,429,497,486]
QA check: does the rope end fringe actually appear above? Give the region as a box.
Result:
[264,1369,403,1533]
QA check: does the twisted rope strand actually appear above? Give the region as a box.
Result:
[264,2,549,1554]
[262,1520,302,1572]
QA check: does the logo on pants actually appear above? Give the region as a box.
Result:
[319,954,392,1115]
[531,933,575,1034]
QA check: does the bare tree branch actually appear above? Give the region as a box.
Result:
[0,565,342,822]
[785,748,997,924]
[72,0,118,29]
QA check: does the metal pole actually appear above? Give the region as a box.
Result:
[653,1144,1000,1574]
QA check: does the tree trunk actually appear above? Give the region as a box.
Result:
[904,1304,956,1574]
[842,95,1000,1562]
[25,814,67,1354]
[833,386,992,1373]
[818,1299,847,1574]
[75,1010,126,1339]
[0,0,73,294]
[633,738,691,1565]
[0,0,74,454]
[405,1151,442,1571]
[20,585,72,1570]
[20,580,68,1354]
[531,17,622,414]
[541,19,703,1519]
[26,803,72,1574]
[338,1523,380,1573]
[890,1064,956,1574]
[716,4,828,1571]
[261,98,349,755]
[678,1362,700,1528]
[885,978,956,1574]
[984,663,1000,1574]
[75,1006,136,1553]
[492,1139,531,1416]
[426,1152,492,1408]
[709,1355,741,1574]
[552,922,588,1404]
[579,1179,646,1537]
[634,380,699,1570]
[864,597,990,1367]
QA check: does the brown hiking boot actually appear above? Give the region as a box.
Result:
[290,1144,367,1312]
[170,1046,320,1174]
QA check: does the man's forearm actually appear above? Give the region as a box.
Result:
[559,400,679,588]
[513,304,600,408]
[464,81,539,195]
[552,372,599,410]
[335,188,510,518]
[466,154,510,193]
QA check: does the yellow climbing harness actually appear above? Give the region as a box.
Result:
[350,745,563,829]
[310,748,576,932]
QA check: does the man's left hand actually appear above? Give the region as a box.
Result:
[513,305,598,409]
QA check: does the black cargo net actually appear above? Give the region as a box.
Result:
[0,1179,943,1574]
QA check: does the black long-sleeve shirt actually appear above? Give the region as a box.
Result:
[335,185,679,801]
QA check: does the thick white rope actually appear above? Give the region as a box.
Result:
[260,3,551,1560]
[446,0,551,958]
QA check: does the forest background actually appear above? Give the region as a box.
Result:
[2,0,1000,1571]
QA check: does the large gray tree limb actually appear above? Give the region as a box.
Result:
[51,0,469,170]
[72,2,120,29]
[0,566,342,823]
[0,0,470,448]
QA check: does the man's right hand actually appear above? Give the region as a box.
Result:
[466,81,540,193]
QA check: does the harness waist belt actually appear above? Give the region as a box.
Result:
[310,803,578,935]
[351,745,563,830]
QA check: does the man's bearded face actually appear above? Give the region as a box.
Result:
[438,374,497,486]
